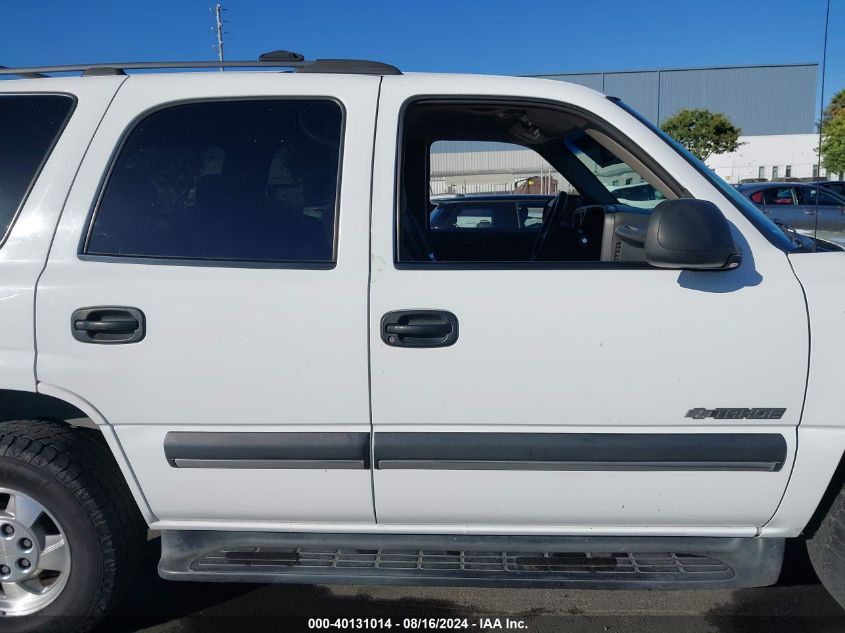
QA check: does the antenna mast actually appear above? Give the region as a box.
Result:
[213,3,225,71]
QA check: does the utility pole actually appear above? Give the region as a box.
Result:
[213,3,225,71]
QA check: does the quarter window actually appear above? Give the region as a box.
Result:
[0,94,74,245]
[86,99,343,264]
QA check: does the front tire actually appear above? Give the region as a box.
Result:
[807,479,845,609]
[0,420,146,633]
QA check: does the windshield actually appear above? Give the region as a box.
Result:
[609,98,798,252]
[566,132,665,209]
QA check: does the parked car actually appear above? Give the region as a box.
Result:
[736,181,845,246]
[607,182,666,209]
[426,194,553,261]
[3,54,845,632]
[429,194,552,230]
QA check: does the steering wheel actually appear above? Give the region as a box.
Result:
[530,192,568,261]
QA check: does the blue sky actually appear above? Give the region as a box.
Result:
[2,0,843,106]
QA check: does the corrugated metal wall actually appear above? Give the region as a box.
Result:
[430,148,551,176]
[531,64,817,135]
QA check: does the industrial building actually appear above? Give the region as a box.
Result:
[431,63,830,195]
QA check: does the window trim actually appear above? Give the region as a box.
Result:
[0,92,76,250]
[395,260,653,271]
[393,95,692,270]
[79,96,346,270]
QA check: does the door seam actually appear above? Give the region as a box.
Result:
[32,76,130,387]
[760,253,812,529]
[367,77,385,524]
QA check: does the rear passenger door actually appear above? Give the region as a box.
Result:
[36,73,379,527]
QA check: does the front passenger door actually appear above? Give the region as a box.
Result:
[368,78,807,532]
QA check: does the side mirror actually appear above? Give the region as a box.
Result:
[645,199,742,270]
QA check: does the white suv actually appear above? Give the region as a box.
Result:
[1,53,844,632]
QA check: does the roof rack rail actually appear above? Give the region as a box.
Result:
[0,56,401,78]
[0,65,46,79]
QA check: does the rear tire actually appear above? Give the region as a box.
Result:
[807,479,845,609]
[0,419,146,633]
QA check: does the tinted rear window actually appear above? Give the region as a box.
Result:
[86,99,343,265]
[0,94,74,244]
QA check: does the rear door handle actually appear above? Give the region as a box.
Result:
[381,310,458,348]
[385,323,452,337]
[74,319,138,333]
[71,307,145,344]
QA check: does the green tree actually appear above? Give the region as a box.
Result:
[660,109,742,162]
[821,89,845,175]
[822,88,845,125]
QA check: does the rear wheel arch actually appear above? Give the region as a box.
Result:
[0,389,93,428]
[0,388,154,523]
[0,418,148,631]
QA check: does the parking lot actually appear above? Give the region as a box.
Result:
[93,539,845,633]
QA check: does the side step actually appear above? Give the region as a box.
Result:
[159,531,784,589]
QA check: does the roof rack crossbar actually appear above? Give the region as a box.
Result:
[0,59,401,77]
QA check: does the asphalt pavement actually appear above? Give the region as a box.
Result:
[93,538,845,633]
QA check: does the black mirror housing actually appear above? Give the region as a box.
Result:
[645,199,742,270]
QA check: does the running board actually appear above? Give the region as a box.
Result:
[159,531,784,590]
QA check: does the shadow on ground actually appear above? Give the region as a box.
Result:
[702,540,845,633]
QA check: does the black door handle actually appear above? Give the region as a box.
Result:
[71,307,145,344]
[381,310,458,348]
[384,323,452,337]
[74,319,139,333]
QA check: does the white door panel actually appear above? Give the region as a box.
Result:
[37,73,379,524]
[370,268,804,428]
[368,75,808,529]
[38,264,366,425]
[116,425,374,522]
